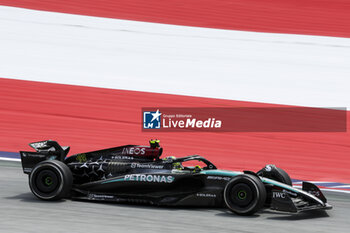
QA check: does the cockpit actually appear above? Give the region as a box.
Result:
[162,155,217,173]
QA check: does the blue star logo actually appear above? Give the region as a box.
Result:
[143,109,162,129]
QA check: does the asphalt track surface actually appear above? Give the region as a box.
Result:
[1,161,349,233]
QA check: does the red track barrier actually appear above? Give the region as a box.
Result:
[0,0,350,37]
[0,78,349,183]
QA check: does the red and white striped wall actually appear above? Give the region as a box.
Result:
[0,0,349,185]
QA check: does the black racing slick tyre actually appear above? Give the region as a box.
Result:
[29,160,73,201]
[257,165,292,186]
[274,167,292,186]
[224,174,266,215]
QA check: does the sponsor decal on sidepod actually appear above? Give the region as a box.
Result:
[122,147,146,155]
[124,174,174,183]
[131,163,164,169]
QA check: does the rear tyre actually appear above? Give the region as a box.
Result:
[224,174,266,215]
[29,160,73,200]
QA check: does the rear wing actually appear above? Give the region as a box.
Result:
[20,140,70,174]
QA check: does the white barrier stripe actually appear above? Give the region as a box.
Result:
[329,185,350,188]
[0,157,21,162]
[319,188,350,194]
[1,6,350,108]
[306,181,340,184]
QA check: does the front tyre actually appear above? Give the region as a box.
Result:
[224,174,266,215]
[29,160,73,201]
[257,165,292,186]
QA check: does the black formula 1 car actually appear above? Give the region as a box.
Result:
[20,140,332,215]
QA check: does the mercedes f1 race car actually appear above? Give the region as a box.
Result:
[20,140,332,215]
